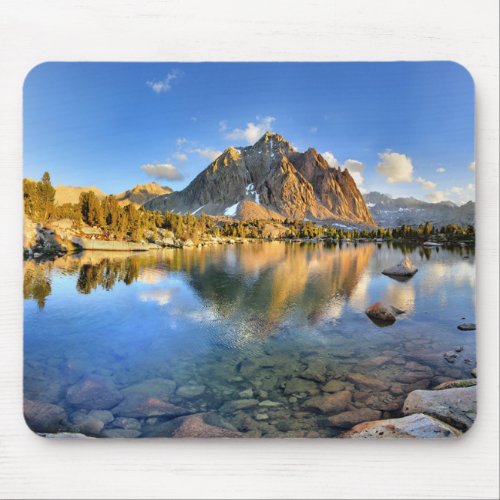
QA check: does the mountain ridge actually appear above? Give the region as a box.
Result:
[144,132,376,226]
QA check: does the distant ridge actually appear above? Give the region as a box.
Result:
[54,185,106,205]
[115,182,173,207]
[364,191,475,227]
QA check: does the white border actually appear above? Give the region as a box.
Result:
[0,1,498,499]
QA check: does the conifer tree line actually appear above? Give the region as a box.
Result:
[24,172,475,243]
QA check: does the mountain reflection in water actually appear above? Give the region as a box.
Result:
[23,241,476,437]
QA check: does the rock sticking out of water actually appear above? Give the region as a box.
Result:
[341,413,462,438]
[381,256,418,278]
[365,302,405,326]
[457,323,476,331]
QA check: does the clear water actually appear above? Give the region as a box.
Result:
[24,241,476,437]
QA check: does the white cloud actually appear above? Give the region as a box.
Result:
[416,177,437,189]
[376,151,414,183]
[146,70,182,93]
[173,152,188,162]
[141,162,184,180]
[321,151,339,169]
[426,191,446,203]
[176,137,188,147]
[469,161,476,172]
[425,183,475,205]
[192,147,222,162]
[309,126,318,134]
[224,116,276,145]
[436,167,446,173]
[343,159,365,190]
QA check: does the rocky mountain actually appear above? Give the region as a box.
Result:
[54,185,106,205]
[144,132,375,226]
[116,182,172,207]
[364,192,475,227]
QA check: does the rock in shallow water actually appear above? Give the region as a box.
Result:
[342,413,461,438]
[402,386,477,431]
[112,394,190,418]
[283,378,318,396]
[346,373,389,392]
[302,391,352,414]
[66,375,123,410]
[365,302,404,325]
[381,256,418,278]
[457,323,476,331]
[24,399,67,433]
[176,384,206,399]
[328,408,382,428]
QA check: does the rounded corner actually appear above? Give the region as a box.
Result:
[445,60,476,94]
[23,61,53,95]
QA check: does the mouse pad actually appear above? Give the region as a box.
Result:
[23,62,476,438]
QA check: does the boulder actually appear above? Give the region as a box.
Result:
[365,302,404,325]
[71,414,105,435]
[342,413,462,438]
[382,256,418,277]
[88,409,114,424]
[402,386,476,431]
[346,373,389,391]
[328,408,382,428]
[457,323,476,331]
[66,375,123,410]
[302,391,352,414]
[24,399,68,433]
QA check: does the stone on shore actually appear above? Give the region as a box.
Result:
[382,256,418,277]
[342,413,462,438]
[24,399,68,433]
[66,375,123,410]
[328,408,382,428]
[402,386,476,431]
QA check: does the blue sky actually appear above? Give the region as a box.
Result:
[24,62,475,204]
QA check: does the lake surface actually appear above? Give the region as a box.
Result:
[24,241,476,437]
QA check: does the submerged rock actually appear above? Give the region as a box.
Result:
[328,408,382,428]
[283,377,318,396]
[121,378,176,400]
[342,413,461,438]
[24,399,67,433]
[302,391,352,414]
[219,399,259,412]
[402,386,476,431]
[300,358,327,383]
[71,413,105,435]
[66,375,123,410]
[457,323,476,331]
[382,256,418,278]
[365,302,404,325]
[101,428,141,438]
[112,394,189,418]
[434,379,477,390]
[346,373,389,392]
[321,380,347,393]
[176,385,206,399]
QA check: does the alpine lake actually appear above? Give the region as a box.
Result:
[24,240,476,438]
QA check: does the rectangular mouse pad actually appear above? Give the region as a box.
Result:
[23,62,476,438]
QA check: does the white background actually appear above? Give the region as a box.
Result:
[0,1,498,498]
